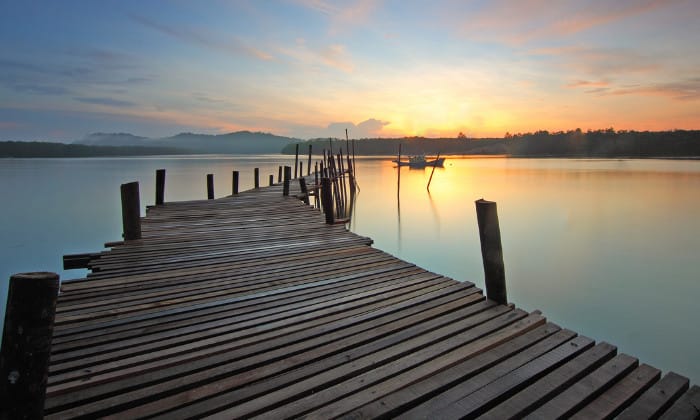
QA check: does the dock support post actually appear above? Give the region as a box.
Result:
[294,144,299,178]
[207,174,214,199]
[155,168,165,205]
[0,272,59,419]
[269,174,274,186]
[254,168,260,189]
[321,177,334,224]
[121,181,142,240]
[232,171,239,195]
[283,166,291,196]
[299,162,303,178]
[308,144,312,175]
[475,199,507,304]
[278,166,282,183]
[299,177,310,205]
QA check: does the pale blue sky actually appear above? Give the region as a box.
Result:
[1,0,698,141]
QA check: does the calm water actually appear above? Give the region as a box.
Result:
[1,155,698,384]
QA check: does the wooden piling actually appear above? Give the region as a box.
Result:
[269,174,274,186]
[299,162,303,179]
[278,166,282,183]
[207,174,214,199]
[475,199,507,304]
[283,166,291,196]
[155,168,165,205]
[294,144,299,178]
[426,152,441,191]
[232,171,239,195]
[0,272,59,419]
[321,177,334,224]
[299,177,310,205]
[254,168,260,189]
[307,144,312,175]
[120,181,141,240]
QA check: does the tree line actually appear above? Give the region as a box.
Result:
[282,129,700,158]
[0,141,186,158]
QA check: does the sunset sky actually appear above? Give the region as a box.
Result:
[1,0,698,141]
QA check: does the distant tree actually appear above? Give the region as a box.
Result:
[457,132,467,139]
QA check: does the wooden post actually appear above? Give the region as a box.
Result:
[294,144,299,178]
[232,171,239,195]
[283,165,291,196]
[315,162,320,208]
[269,174,274,186]
[475,199,507,304]
[427,152,441,191]
[0,272,59,419]
[206,174,214,199]
[278,166,282,183]
[321,177,334,224]
[155,168,165,205]
[307,144,312,175]
[254,168,259,189]
[120,181,141,240]
[299,177,310,205]
[299,162,303,178]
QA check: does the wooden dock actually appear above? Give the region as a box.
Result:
[2,173,698,418]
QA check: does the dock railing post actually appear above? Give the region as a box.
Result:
[475,199,507,304]
[254,168,260,189]
[121,181,142,240]
[283,166,291,196]
[206,174,214,200]
[155,168,165,205]
[269,174,274,186]
[0,272,59,419]
[232,171,239,195]
[278,166,282,183]
[321,177,334,224]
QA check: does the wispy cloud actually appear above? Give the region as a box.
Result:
[280,38,354,72]
[130,14,273,61]
[566,80,610,88]
[74,97,137,107]
[11,84,71,96]
[0,121,22,129]
[462,0,683,45]
[294,0,379,34]
[583,78,700,101]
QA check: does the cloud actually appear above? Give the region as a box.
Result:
[461,0,682,45]
[11,84,71,96]
[566,80,610,88]
[295,0,378,33]
[73,97,137,107]
[280,38,354,72]
[130,14,273,61]
[0,121,22,129]
[586,78,700,101]
[325,118,390,138]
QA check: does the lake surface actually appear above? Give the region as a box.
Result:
[1,155,698,384]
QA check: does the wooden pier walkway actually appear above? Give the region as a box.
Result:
[34,178,699,418]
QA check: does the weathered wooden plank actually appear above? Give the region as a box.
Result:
[658,385,700,420]
[479,341,617,419]
[618,371,690,420]
[570,363,661,419]
[524,353,639,419]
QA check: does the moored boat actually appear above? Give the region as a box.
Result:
[392,155,445,168]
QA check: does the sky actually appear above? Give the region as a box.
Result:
[1,0,699,141]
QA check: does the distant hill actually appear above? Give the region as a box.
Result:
[76,131,299,154]
[0,141,184,158]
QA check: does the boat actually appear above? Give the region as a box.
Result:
[392,155,445,168]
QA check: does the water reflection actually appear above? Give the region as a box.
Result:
[349,156,700,384]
